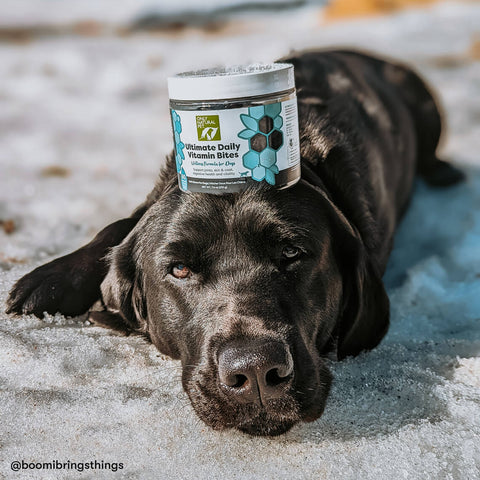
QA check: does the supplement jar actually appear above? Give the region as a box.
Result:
[168,64,301,193]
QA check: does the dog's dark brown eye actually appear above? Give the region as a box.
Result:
[172,264,191,279]
[282,246,301,259]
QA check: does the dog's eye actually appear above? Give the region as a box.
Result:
[171,263,192,279]
[282,246,302,259]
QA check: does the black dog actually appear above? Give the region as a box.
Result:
[6,49,464,436]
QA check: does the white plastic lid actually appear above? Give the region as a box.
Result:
[168,63,295,101]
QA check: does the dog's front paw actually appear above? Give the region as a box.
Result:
[6,251,102,318]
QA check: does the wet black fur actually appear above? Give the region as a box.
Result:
[6,49,464,436]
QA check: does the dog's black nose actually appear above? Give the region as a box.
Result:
[217,341,294,405]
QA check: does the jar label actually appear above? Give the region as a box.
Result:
[171,98,301,193]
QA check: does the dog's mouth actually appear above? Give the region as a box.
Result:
[183,368,331,436]
[236,408,299,436]
[186,381,301,435]
[180,335,333,436]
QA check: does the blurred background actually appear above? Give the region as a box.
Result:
[0,0,479,258]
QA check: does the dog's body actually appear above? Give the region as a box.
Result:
[6,50,463,436]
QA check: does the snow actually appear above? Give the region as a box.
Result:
[1,2,480,478]
[0,0,322,27]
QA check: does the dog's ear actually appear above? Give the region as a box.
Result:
[336,240,390,360]
[94,232,147,334]
[321,194,390,360]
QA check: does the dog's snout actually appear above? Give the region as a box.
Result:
[217,341,294,405]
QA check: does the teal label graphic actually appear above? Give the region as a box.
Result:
[171,109,188,191]
[170,98,300,193]
[238,103,283,185]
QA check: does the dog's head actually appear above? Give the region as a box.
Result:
[100,175,389,436]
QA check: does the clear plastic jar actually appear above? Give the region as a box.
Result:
[168,64,301,193]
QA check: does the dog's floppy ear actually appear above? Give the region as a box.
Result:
[322,195,390,360]
[336,239,390,360]
[91,232,147,335]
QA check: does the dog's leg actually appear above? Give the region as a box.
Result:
[405,74,464,186]
[6,153,177,319]
[6,215,142,318]
[419,158,465,187]
[384,62,465,186]
[407,76,465,186]
[87,310,134,336]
